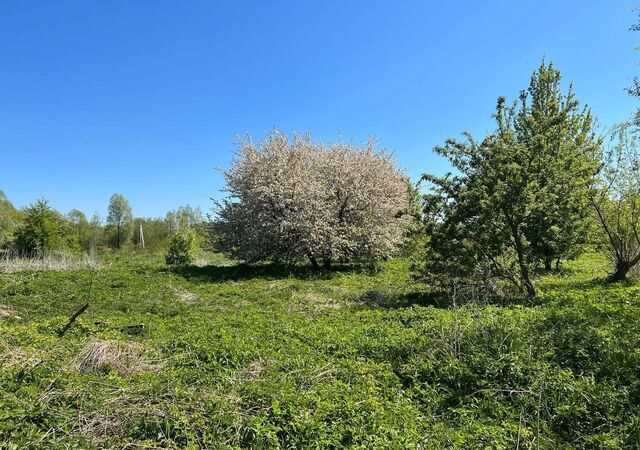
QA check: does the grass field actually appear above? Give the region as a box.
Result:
[2,252,640,448]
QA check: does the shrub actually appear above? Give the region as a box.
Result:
[165,228,198,265]
[214,130,413,268]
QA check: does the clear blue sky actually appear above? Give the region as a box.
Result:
[1,1,639,218]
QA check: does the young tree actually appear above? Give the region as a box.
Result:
[165,227,198,265]
[515,63,600,269]
[214,130,412,267]
[591,123,640,281]
[106,193,133,249]
[419,63,599,298]
[14,199,76,254]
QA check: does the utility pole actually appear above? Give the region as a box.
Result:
[139,223,145,249]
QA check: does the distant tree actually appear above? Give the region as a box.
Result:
[165,205,204,234]
[134,217,169,250]
[88,211,104,250]
[214,130,412,268]
[165,227,198,265]
[14,199,76,253]
[0,190,20,248]
[419,63,599,298]
[591,123,640,281]
[106,193,133,249]
[67,209,92,252]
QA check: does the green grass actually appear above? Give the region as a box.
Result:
[2,252,640,448]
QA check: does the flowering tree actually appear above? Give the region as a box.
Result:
[213,130,412,268]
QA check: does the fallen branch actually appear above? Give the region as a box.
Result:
[58,303,89,337]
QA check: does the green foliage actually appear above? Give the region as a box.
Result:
[165,205,204,235]
[0,189,20,248]
[2,252,640,448]
[591,122,640,281]
[134,217,170,250]
[13,199,77,253]
[165,228,198,265]
[106,193,133,249]
[420,62,599,298]
[67,209,94,252]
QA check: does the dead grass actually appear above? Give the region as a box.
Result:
[0,304,19,320]
[0,251,101,273]
[171,285,199,304]
[73,339,162,374]
[0,341,50,372]
[294,291,343,309]
[77,390,166,446]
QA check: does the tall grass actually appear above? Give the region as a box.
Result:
[0,250,100,273]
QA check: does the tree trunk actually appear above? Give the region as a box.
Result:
[544,258,552,271]
[510,222,536,298]
[608,262,632,282]
[308,254,320,269]
[609,253,640,282]
[323,258,332,270]
[555,257,561,271]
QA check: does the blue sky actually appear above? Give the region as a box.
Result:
[1,1,639,218]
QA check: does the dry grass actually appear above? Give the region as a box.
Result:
[0,251,101,273]
[0,341,47,371]
[171,285,199,304]
[73,339,162,374]
[77,390,166,446]
[0,304,19,320]
[295,291,343,309]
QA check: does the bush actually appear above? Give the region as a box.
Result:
[214,130,414,268]
[165,228,198,265]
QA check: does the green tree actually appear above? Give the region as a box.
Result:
[514,62,600,269]
[134,217,170,250]
[165,205,204,234]
[0,190,20,248]
[419,63,599,298]
[14,199,76,253]
[67,209,92,252]
[591,123,640,281]
[165,227,198,265]
[88,211,104,250]
[106,193,133,249]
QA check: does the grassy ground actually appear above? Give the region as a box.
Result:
[1,252,640,449]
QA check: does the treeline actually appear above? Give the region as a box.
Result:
[0,192,205,255]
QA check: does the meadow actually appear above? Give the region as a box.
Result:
[2,251,640,449]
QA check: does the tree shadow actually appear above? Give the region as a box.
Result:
[165,261,368,283]
[357,290,539,310]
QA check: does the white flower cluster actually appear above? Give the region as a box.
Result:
[215,130,412,267]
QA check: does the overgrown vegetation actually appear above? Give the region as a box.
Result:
[2,252,640,448]
[3,9,640,449]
